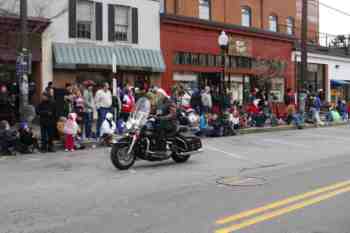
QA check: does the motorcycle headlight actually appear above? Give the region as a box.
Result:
[126,121,133,130]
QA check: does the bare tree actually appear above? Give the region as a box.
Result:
[0,0,20,15]
[31,0,68,19]
[32,0,50,17]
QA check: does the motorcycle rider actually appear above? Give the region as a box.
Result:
[155,89,177,151]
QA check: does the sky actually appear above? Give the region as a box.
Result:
[320,0,350,35]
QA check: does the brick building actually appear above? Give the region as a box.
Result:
[159,0,320,104]
[160,0,319,41]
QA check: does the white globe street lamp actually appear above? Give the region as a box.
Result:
[218,31,229,50]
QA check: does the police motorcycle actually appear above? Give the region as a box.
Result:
[110,97,203,170]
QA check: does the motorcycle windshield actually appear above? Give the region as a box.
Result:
[129,97,151,128]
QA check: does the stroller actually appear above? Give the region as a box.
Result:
[18,122,39,154]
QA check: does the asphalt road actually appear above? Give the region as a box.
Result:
[1,126,350,233]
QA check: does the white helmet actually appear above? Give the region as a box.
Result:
[106,112,113,120]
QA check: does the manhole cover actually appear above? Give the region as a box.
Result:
[217,176,267,187]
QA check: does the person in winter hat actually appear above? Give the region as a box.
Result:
[36,93,56,153]
[64,113,80,152]
[100,112,116,145]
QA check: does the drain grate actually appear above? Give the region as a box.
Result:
[216,176,267,187]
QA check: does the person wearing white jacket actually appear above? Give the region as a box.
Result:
[100,113,116,145]
[95,83,112,138]
[201,86,212,113]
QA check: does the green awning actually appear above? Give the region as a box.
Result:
[53,43,165,72]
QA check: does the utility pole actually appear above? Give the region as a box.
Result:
[299,0,308,112]
[19,0,29,121]
[20,0,28,50]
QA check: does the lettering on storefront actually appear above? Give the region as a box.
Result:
[173,52,287,78]
[174,52,252,69]
[228,37,252,57]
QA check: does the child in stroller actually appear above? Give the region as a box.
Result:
[0,120,18,155]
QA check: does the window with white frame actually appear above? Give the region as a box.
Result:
[114,5,131,42]
[286,17,294,35]
[199,0,210,20]
[241,6,251,27]
[77,0,95,39]
[269,15,278,32]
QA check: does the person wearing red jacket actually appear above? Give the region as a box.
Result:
[121,88,135,122]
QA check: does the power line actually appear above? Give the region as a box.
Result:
[308,0,350,17]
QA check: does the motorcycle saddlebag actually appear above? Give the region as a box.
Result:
[184,136,202,151]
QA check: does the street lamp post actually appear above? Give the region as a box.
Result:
[218,31,229,95]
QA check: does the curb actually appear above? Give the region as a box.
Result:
[52,122,349,148]
[240,122,349,135]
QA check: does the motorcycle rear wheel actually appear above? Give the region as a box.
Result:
[111,144,136,170]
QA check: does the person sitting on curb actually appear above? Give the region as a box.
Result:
[286,105,304,130]
[100,112,116,146]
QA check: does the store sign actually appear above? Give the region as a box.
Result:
[173,73,198,82]
[228,37,252,57]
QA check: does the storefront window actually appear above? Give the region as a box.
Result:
[297,63,326,96]
[269,77,285,102]
[242,76,285,103]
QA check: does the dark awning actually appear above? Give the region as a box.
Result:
[331,80,350,86]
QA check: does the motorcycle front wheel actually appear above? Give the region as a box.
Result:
[111,144,136,170]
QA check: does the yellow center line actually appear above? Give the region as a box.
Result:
[215,185,350,233]
[216,179,350,225]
